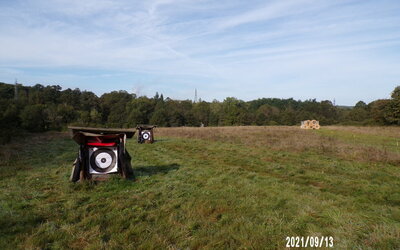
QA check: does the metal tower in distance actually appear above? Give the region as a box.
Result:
[14,79,19,101]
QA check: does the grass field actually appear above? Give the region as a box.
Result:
[1,126,399,249]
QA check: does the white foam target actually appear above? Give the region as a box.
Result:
[89,147,118,174]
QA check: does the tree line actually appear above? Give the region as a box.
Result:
[1,82,399,142]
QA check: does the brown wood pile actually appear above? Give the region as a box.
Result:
[300,120,320,130]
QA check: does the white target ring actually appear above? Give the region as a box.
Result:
[95,152,113,169]
[142,132,150,140]
[89,147,117,173]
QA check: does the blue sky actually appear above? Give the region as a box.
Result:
[0,0,399,105]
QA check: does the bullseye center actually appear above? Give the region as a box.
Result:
[101,158,107,163]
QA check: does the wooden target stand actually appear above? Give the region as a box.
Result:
[68,126,136,182]
[136,125,156,144]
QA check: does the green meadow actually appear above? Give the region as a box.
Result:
[0,126,399,249]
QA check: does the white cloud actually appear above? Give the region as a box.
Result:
[214,0,314,30]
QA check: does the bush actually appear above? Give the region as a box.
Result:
[20,104,47,132]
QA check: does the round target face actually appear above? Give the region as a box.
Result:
[90,148,116,172]
[142,132,150,140]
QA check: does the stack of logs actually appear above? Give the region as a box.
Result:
[300,120,320,130]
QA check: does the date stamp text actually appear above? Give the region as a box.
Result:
[285,236,334,248]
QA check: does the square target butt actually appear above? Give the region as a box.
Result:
[88,146,118,174]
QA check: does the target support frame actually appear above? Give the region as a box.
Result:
[136,125,156,144]
[68,126,135,182]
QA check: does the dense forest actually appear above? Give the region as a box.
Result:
[0,82,399,143]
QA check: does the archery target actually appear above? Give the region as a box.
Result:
[141,131,151,140]
[88,147,118,174]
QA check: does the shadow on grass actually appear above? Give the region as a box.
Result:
[134,163,180,177]
[154,138,171,142]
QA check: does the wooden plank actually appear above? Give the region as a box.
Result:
[68,126,136,138]
[136,124,157,129]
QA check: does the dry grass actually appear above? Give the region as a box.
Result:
[155,126,400,165]
[326,126,400,138]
